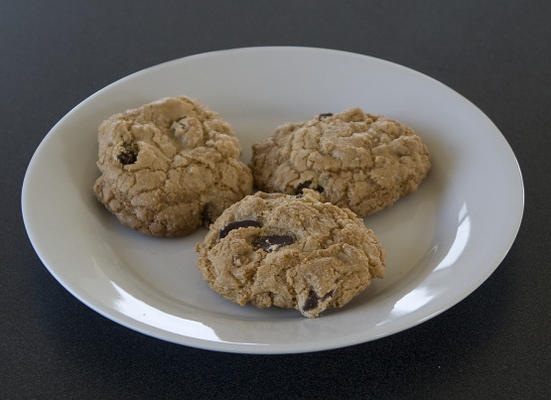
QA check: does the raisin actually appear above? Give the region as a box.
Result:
[322,290,334,300]
[252,235,294,252]
[219,220,261,239]
[302,290,319,311]
[296,180,312,195]
[302,290,334,312]
[117,142,138,165]
[296,180,324,195]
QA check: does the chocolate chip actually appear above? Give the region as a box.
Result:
[296,180,324,195]
[252,235,294,252]
[117,142,138,165]
[219,220,261,239]
[318,113,333,120]
[302,290,319,311]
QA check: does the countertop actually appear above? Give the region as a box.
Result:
[2,1,550,398]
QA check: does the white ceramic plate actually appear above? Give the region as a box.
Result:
[22,47,523,354]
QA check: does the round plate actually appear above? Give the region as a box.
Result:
[22,47,523,354]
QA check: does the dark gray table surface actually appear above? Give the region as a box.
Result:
[2,1,550,399]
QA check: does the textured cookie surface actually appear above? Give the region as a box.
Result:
[251,108,431,216]
[195,190,386,318]
[93,96,253,237]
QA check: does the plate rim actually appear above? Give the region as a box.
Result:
[21,46,525,354]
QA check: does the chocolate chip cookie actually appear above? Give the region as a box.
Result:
[251,108,431,216]
[195,190,386,318]
[93,96,253,237]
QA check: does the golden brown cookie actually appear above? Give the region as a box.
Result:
[195,190,386,318]
[93,96,253,237]
[251,108,431,216]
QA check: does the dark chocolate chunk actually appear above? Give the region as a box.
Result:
[296,180,324,195]
[318,113,333,120]
[252,234,294,252]
[219,220,261,239]
[302,290,319,311]
[117,142,138,165]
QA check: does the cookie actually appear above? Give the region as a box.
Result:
[195,190,386,318]
[93,96,253,237]
[251,108,431,216]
